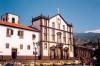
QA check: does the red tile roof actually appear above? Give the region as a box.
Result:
[0,20,39,32]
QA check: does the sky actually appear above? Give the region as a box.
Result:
[0,0,100,33]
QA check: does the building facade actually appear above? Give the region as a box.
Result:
[32,14,74,59]
[0,13,40,60]
[0,13,74,60]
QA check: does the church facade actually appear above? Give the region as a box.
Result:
[0,13,74,60]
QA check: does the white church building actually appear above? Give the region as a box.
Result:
[0,13,74,61]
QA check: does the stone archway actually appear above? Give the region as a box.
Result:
[50,45,56,59]
[56,44,63,59]
[63,47,69,59]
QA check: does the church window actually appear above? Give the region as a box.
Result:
[44,43,47,49]
[44,20,47,26]
[44,28,47,34]
[44,35,47,41]
[3,18,5,21]
[63,25,65,30]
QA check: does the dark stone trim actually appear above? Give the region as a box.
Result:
[6,13,8,21]
[41,25,73,34]
[31,14,73,27]
[48,19,50,58]
[41,40,74,46]
[40,19,43,59]
[32,15,49,22]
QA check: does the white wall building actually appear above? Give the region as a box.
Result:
[0,13,74,60]
[0,13,40,60]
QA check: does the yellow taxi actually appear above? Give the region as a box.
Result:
[29,62,40,66]
[64,61,73,65]
[42,61,53,66]
[21,63,28,66]
[54,61,64,66]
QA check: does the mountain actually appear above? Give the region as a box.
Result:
[85,29,100,33]
[74,33,100,45]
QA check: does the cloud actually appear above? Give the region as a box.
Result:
[85,29,100,33]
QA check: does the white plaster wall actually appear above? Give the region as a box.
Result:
[1,14,19,24]
[48,14,74,58]
[0,25,40,56]
[49,15,68,31]
[8,14,19,24]
[42,42,48,56]
[49,15,70,43]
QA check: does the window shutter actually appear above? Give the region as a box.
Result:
[11,30,13,35]
[7,28,9,35]
[18,31,20,36]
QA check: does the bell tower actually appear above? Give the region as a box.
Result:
[1,13,20,24]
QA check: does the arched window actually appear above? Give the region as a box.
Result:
[57,32,62,43]
[3,18,5,21]
[12,18,15,23]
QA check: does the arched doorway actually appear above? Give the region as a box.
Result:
[63,47,69,59]
[50,45,56,59]
[56,32,63,59]
[56,44,63,59]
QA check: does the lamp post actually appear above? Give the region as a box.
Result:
[93,56,97,66]
[80,57,84,66]
[33,42,39,66]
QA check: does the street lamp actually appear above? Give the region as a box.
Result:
[93,56,97,66]
[33,42,39,66]
[80,57,84,66]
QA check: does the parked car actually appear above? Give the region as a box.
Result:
[42,61,53,66]
[21,63,28,66]
[64,61,73,65]
[54,61,64,66]
[4,62,13,66]
[29,62,40,66]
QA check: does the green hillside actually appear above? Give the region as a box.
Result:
[74,33,100,48]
